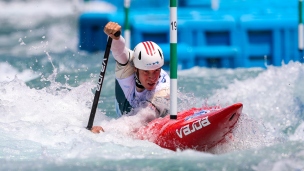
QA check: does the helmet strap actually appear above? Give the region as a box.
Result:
[135,70,145,89]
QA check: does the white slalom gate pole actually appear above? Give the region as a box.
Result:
[124,0,131,48]
[170,0,177,119]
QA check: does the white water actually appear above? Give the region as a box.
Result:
[0,62,304,170]
[1,0,304,170]
[0,63,40,82]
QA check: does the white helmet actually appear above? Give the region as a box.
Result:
[133,41,164,70]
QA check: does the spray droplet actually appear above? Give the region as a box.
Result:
[19,38,26,45]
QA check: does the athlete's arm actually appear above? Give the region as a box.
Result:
[111,36,129,65]
[104,21,129,65]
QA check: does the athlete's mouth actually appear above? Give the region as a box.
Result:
[148,83,155,86]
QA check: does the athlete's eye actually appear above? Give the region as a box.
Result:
[154,69,161,74]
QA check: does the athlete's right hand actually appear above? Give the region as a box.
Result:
[150,88,170,117]
[91,126,104,134]
[104,21,121,40]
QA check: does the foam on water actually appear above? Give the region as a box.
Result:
[1,61,304,170]
[206,62,304,153]
[0,62,40,82]
[208,62,303,128]
[0,0,79,57]
[0,68,173,162]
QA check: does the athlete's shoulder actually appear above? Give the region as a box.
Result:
[160,69,169,75]
[160,69,169,80]
[156,69,170,90]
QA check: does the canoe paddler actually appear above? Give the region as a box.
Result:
[91,21,170,133]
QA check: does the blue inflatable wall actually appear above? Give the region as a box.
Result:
[78,0,303,69]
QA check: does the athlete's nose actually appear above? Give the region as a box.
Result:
[148,72,158,82]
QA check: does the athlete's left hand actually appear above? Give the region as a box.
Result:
[104,21,121,40]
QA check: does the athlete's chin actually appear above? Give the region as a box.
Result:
[144,84,156,90]
[145,87,155,91]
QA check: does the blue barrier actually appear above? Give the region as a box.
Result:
[78,10,125,52]
[129,12,241,68]
[239,14,298,67]
[179,15,240,68]
[159,43,195,70]
[78,0,303,68]
[131,14,169,48]
[179,0,211,8]
[78,12,110,52]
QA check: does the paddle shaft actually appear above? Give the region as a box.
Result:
[86,31,121,130]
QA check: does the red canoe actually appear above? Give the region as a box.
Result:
[136,103,243,151]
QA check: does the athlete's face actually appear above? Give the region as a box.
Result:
[136,68,161,90]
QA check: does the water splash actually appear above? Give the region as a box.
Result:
[0,62,39,82]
